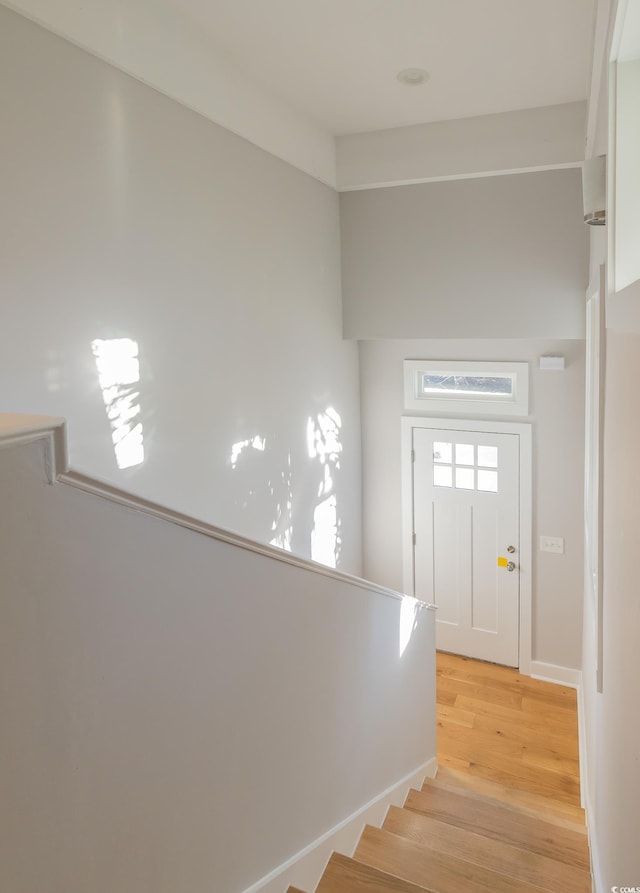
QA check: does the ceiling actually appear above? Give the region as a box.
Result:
[169,0,597,135]
[2,0,599,185]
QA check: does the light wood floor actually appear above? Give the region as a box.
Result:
[289,650,590,892]
[436,650,584,819]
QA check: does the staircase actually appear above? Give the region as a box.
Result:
[288,766,590,892]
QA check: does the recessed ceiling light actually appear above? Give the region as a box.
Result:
[397,68,430,86]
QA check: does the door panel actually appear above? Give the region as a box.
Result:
[413,426,520,667]
[472,505,499,632]
[432,501,462,626]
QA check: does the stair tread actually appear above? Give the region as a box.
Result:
[436,723,581,806]
[315,852,435,892]
[404,786,590,869]
[355,825,553,893]
[426,771,587,832]
[383,805,591,893]
[437,752,581,806]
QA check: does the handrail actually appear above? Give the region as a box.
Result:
[0,413,436,612]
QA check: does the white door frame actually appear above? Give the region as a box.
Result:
[401,416,533,675]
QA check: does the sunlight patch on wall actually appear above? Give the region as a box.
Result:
[399,597,419,658]
[311,494,338,567]
[91,338,144,470]
[230,435,266,469]
[308,408,343,568]
[270,451,293,552]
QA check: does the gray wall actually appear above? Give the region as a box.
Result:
[341,169,588,339]
[359,338,585,671]
[0,434,436,893]
[0,6,362,572]
[593,329,640,885]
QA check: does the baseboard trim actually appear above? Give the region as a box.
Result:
[242,757,438,893]
[585,788,604,893]
[579,681,604,893]
[530,660,582,689]
[534,664,591,841]
[576,674,587,811]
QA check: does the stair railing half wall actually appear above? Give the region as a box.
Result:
[0,413,438,893]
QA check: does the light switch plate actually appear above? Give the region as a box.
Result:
[540,535,564,554]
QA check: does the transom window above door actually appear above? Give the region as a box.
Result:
[433,440,499,492]
[404,360,529,416]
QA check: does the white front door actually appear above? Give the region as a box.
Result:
[412,426,520,667]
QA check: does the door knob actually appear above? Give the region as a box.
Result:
[507,545,516,554]
[498,556,517,572]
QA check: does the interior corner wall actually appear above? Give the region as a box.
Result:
[591,328,640,888]
[580,44,640,885]
[340,169,588,340]
[0,6,362,574]
[359,338,586,671]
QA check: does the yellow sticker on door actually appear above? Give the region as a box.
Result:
[497,556,509,568]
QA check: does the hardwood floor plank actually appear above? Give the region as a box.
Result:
[436,729,581,798]
[451,759,581,807]
[437,675,523,710]
[520,695,578,720]
[355,825,552,893]
[436,652,583,810]
[437,753,471,771]
[433,767,586,828]
[471,711,579,758]
[382,806,591,893]
[437,658,577,707]
[436,652,546,689]
[436,703,475,728]
[521,744,580,778]
[438,721,525,758]
[404,786,589,868]
[453,693,577,732]
[316,853,432,893]
[436,688,458,706]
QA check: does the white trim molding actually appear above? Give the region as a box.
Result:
[243,758,438,893]
[0,413,67,481]
[530,661,582,688]
[403,360,529,417]
[401,416,533,675]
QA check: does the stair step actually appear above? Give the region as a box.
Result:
[315,852,434,892]
[383,806,591,893]
[426,770,587,832]
[355,825,551,893]
[404,786,590,869]
[436,724,581,806]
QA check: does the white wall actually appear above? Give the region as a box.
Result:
[0,432,436,893]
[340,169,588,340]
[593,330,640,886]
[0,6,362,573]
[359,338,586,671]
[0,0,336,185]
[582,324,640,890]
[613,59,640,291]
[337,102,586,190]
[580,3,640,883]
